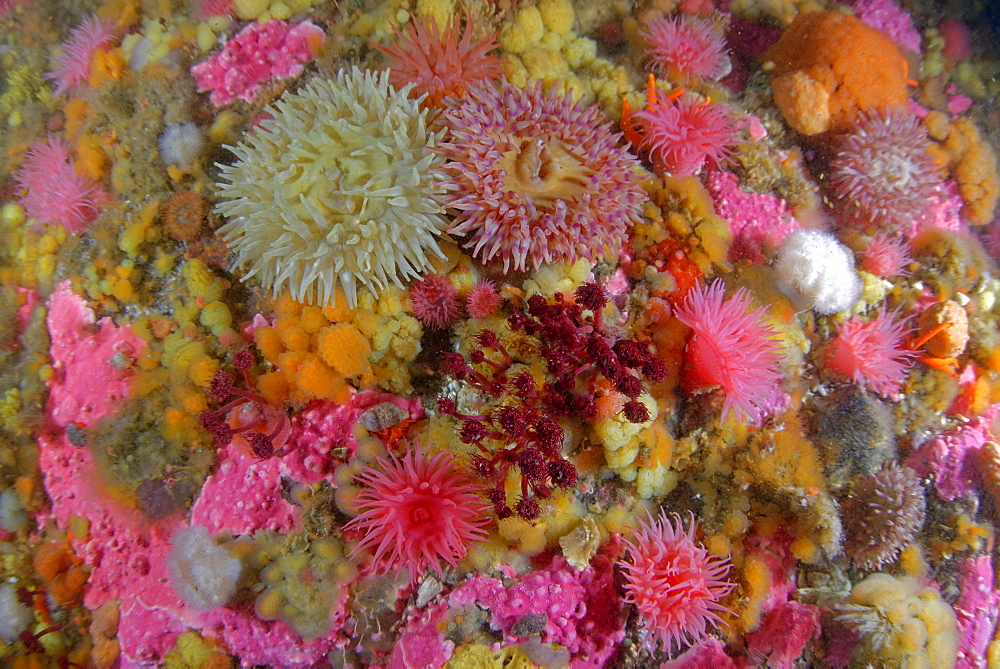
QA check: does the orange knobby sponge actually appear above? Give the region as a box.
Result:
[766,10,909,135]
[317,323,372,378]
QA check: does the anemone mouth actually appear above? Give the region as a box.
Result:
[498,137,594,210]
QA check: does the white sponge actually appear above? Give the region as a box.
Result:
[774,229,861,315]
[167,525,243,610]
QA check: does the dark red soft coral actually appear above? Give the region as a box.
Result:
[373,16,503,107]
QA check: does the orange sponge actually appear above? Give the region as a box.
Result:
[317,323,371,378]
[766,11,909,135]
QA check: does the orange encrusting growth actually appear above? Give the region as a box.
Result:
[765,11,910,135]
[254,292,370,405]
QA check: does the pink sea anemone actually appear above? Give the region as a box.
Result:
[45,15,117,97]
[640,15,731,81]
[198,0,233,18]
[344,446,490,579]
[437,79,646,273]
[466,280,501,319]
[619,511,734,653]
[409,273,461,328]
[674,280,783,423]
[825,308,915,398]
[15,137,106,232]
[828,108,945,235]
[373,15,502,107]
[859,233,912,277]
[636,96,737,177]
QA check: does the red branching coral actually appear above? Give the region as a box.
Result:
[409,273,461,328]
[344,444,490,579]
[437,79,646,273]
[198,349,285,457]
[824,308,914,398]
[373,16,502,107]
[439,283,666,519]
[619,511,734,653]
[673,280,783,423]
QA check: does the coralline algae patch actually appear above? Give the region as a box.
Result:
[2,0,1000,667]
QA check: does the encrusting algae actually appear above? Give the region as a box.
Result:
[1,0,1000,666]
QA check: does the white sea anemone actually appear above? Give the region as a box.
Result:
[214,67,448,308]
[774,229,861,315]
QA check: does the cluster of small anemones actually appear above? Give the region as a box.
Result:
[198,349,285,459]
[439,283,666,519]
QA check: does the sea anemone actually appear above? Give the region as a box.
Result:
[774,229,862,315]
[619,511,734,653]
[45,15,117,97]
[409,273,461,328]
[859,233,912,277]
[15,137,106,232]
[828,108,945,235]
[162,190,207,242]
[198,0,233,18]
[673,280,783,423]
[636,96,737,177]
[158,122,204,170]
[436,79,646,273]
[466,280,501,319]
[344,445,490,579]
[640,15,731,81]
[825,308,914,398]
[841,460,925,570]
[215,67,449,308]
[373,15,502,107]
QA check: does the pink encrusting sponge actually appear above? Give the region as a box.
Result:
[619,511,735,653]
[191,20,325,107]
[344,445,490,580]
[45,15,118,97]
[674,280,784,423]
[15,137,107,232]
